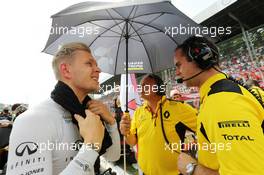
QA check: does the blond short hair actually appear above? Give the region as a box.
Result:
[52,42,91,80]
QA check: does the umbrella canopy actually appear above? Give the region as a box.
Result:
[43,0,201,75]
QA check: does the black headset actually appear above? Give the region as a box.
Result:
[183,35,219,70]
[145,74,166,96]
[181,36,264,108]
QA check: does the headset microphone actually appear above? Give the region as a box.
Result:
[176,78,184,84]
[176,70,205,84]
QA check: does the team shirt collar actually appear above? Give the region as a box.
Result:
[199,73,226,104]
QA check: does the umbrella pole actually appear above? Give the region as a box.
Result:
[123,19,129,175]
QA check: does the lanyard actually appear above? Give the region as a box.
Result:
[150,98,166,126]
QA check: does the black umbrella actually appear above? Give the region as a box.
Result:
[43,0,201,112]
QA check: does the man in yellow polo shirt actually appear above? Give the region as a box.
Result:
[120,74,197,175]
[174,35,264,175]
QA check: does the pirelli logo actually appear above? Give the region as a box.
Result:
[218,120,250,128]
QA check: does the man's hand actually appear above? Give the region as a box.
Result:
[120,113,131,136]
[88,100,115,125]
[178,152,219,175]
[74,110,105,151]
[178,152,197,175]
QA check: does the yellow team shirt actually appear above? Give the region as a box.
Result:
[197,73,264,175]
[130,96,197,175]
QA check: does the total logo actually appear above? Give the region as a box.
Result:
[222,134,254,141]
[15,142,38,156]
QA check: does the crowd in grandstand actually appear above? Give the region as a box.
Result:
[220,47,264,87]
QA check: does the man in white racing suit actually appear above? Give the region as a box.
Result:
[6,42,120,175]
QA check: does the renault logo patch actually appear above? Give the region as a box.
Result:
[164,111,170,119]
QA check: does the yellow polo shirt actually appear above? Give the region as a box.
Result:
[197,73,264,175]
[130,96,197,175]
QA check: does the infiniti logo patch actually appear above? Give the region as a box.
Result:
[15,142,38,156]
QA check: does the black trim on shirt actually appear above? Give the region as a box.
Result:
[261,120,264,134]
[200,123,210,143]
[208,79,242,96]
[175,122,195,143]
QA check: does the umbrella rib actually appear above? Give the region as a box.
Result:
[120,37,142,43]
[129,37,142,43]
[132,20,179,45]
[108,7,143,36]
[128,5,136,19]
[130,12,164,36]
[106,9,123,32]
[73,18,124,27]
[128,21,154,73]
[131,11,176,20]
[119,37,143,44]
[97,36,122,38]
[128,6,139,34]
[130,31,161,37]
[89,20,125,47]
[114,20,127,75]
[112,8,126,19]
[90,21,123,35]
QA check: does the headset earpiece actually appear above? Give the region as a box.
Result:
[188,43,218,69]
[182,36,219,70]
